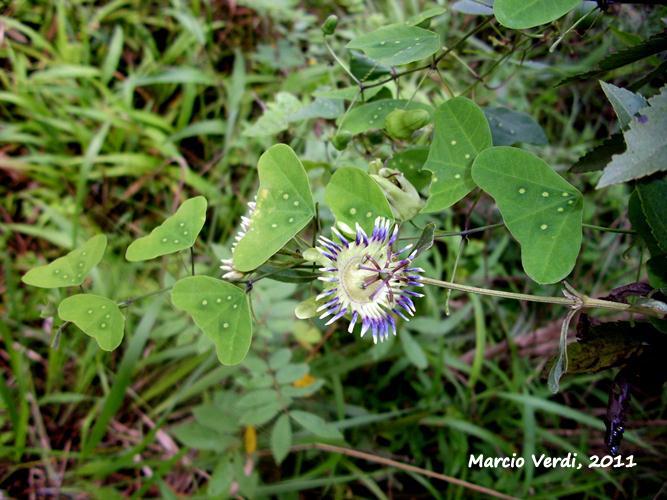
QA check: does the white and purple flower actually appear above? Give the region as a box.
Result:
[315,217,424,344]
[220,198,256,281]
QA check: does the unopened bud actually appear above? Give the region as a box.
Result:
[384,109,431,140]
[321,15,338,35]
[371,168,424,220]
[331,131,352,150]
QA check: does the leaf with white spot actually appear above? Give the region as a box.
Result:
[232,144,315,272]
[325,167,393,234]
[422,97,492,212]
[346,24,440,66]
[125,196,207,262]
[597,86,667,188]
[58,294,125,350]
[494,0,580,29]
[171,276,252,366]
[22,234,107,289]
[471,146,583,284]
[339,99,432,135]
[387,147,431,192]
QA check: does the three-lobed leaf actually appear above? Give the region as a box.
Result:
[471,146,583,284]
[233,144,315,272]
[125,196,207,262]
[494,0,580,29]
[171,276,252,365]
[22,234,107,288]
[58,293,125,350]
[597,87,667,188]
[423,97,492,212]
[600,81,647,129]
[346,24,440,66]
[325,167,393,234]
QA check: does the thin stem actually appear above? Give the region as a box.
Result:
[420,277,664,317]
[190,247,195,276]
[118,287,172,308]
[582,223,635,235]
[324,37,361,87]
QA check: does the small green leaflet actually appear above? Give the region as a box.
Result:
[600,81,647,129]
[171,276,252,366]
[242,92,301,137]
[57,294,125,351]
[125,196,207,262]
[386,147,431,191]
[290,410,342,440]
[422,97,492,213]
[406,6,447,26]
[471,146,583,284]
[597,86,667,188]
[339,99,432,135]
[22,234,107,288]
[493,0,580,29]
[325,167,393,234]
[233,144,315,272]
[346,24,440,66]
[483,106,547,146]
[271,414,292,464]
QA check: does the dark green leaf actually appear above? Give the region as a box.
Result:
[483,106,547,146]
[494,0,579,29]
[570,134,625,173]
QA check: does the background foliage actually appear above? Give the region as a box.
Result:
[2,0,667,498]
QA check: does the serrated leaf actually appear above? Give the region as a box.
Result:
[598,87,667,188]
[22,234,107,288]
[471,146,583,284]
[636,178,667,254]
[325,167,393,233]
[290,410,342,440]
[243,92,301,137]
[171,276,252,365]
[483,106,547,146]
[494,0,579,29]
[422,97,492,212]
[339,99,432,135]
[125,197,207,262]
[570,134,625,173]
[386,147,431,191]
[346,24,440,66]
[233,144,315,272]
[57,294,124,351]
[271,414,292,464]
[600,81,647,129]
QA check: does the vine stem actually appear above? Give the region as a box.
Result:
[420,277,664,317]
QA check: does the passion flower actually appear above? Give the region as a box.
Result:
[315,217,424,343]
[220,198,256,281]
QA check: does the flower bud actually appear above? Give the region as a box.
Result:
[371,167,424,220]
[321,15,338,35]
[331,131,352,150]
[384,109,431,140]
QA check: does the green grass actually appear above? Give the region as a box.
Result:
[2,0,667,498]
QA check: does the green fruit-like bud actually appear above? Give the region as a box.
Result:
[331,131,352,150]
[367,130,384,144]
[321,15,338,35]
[371,168,424,220]
[385,109,431,140]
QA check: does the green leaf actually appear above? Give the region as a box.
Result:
[628,189,662,256]
[57,294,125,351]
[171,421,233,451]
[22,234,107,288]
[269,348,292,370]
[493,0,580,29]
[647,255,667,290]
[325,167,393,233]
[339,99,432,135]
[233,144,315,272]
[600,81,647,129]
[422,97,492,212]
[598,87,667,188]
[171,276,252,365]
[290,410,342,440]
[636,178,667,254]
[570,134,625,173]
[346,24,440,66]
[288,98,344,122]
[451,0,494,16]
[276,363,308,384]
[349,52,392,82]
[471,147,583,284]
[483,106,547,146]
[271,414,292,464]
[314,85,385,101]
[406,6,447,26]
[400,330,428,369]
[386,147,431,192]
[125,196,207,262]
